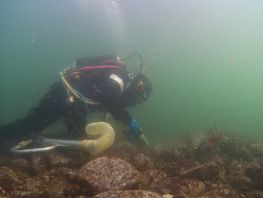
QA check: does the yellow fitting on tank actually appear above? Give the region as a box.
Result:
[80,122,116,155]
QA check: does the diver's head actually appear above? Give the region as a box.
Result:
[122,73,152,106]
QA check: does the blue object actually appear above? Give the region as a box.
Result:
[128,118,142,141]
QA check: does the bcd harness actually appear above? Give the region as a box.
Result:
[60,53,144,106]
[61,65,123,105]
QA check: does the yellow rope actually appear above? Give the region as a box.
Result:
[60,72,100,105]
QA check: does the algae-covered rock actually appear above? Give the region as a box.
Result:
[133,153,155,171]
[10,158,30,170]
[30,155,46,174]
[245,190,263,198]
[46,177,74,197]
[0,186,10,198]
[178,161,225,182]
[226,160,253,191]
[10,178,48,198]
[201,187,246,198]
[92,190,162,198]
[250,143,263,156]
[140,169,172,194]
[76,156,139,193]
[172,178,206,197]
[44,151,70,167]
[0,166,19,190]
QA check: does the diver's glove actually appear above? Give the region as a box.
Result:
[128,118,142,141]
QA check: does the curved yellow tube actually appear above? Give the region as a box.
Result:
[10,122,115,155]
[80,122,116,155]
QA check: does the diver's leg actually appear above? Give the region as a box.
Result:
[63,101,88,137]
[0,81,67,139]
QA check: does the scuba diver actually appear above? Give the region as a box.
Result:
[0,53,152,148]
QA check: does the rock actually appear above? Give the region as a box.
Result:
[226,160,253,190]
[172,179,206,197]
[10,158,30,178]
[75,156,139,193]
[188,130,205,149]
[92,190,163,198]
[228,175,253,191]
[220,138,252,160]
[47,177,75,197]
[153,145,182,162]
[30,155,46,174]
[0,186,10,198]
[140,169,172,194]
[235,147,253,161]
[108,141,142,162]
[0,166,19,190]
[44,151,70,167]
[201,187,246,198]
[10,178,48,198]
[245,161,263,190]
[179,161,225,182]
[56,167,76,180]
[250,143,263,156]
[245,190,263,198]
[10,158,29,170]
[133,153,155,171]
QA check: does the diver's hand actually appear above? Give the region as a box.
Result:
[128,118,142,141]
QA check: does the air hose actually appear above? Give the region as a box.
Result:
[10,122,115,155]
[120,52,144,73]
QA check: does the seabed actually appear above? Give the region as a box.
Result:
[0,129,262,198]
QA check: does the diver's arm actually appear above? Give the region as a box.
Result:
[102,99,143,143]
[103,99,132,125]
[100,79,144,143]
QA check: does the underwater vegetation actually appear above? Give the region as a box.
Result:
[0,129,262,198]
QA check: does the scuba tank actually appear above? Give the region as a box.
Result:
[75,55,121,67]
[74,53,143,71]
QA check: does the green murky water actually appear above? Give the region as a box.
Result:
[1,0,263,144]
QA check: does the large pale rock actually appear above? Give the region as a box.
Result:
[76,156,139,193]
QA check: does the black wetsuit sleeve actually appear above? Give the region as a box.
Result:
[103,99,131,125]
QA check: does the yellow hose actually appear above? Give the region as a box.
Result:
[60,72,100,105]
[80,122,115,155]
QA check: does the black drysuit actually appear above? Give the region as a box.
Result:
[0,65,133,140]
